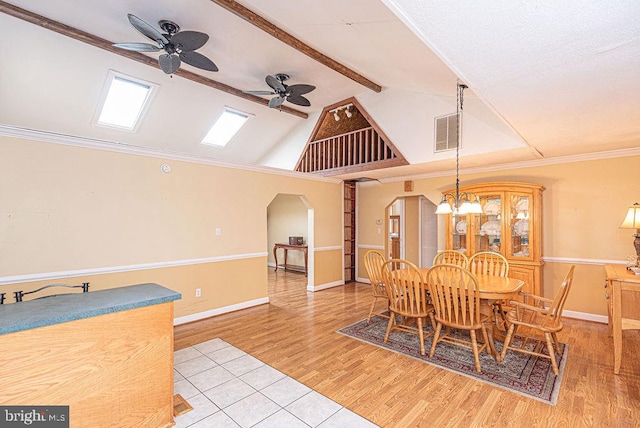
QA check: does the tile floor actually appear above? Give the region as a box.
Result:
[173,338,378,428]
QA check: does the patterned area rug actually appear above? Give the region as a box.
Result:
[337,315,567,405]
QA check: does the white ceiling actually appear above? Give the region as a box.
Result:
[1,0,638,180]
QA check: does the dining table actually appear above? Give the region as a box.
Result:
[419,268,525,360]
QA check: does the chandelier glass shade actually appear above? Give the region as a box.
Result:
[435,192,483,215]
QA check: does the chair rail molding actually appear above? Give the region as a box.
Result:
[542,256,627,265]
[357,244,385,250]
[0,252,268,286]
[314,246,343,252]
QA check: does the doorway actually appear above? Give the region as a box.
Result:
[267,194,314,290]
[385,195,437,267]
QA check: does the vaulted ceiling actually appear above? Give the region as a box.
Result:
[1,0,638,181]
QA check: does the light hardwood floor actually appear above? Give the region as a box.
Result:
[174,269,640,427]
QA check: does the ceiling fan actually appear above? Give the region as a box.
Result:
[244,74,315,108]
[113,14,218,74]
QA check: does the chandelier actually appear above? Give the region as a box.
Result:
[435,82,482,216]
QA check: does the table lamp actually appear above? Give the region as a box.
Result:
[619,203,640,266]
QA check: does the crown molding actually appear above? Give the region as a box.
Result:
[5,124,637,186]
[378,147,640,183]
[0,124,342,184]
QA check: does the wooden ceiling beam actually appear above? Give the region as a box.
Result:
[0,1,308,119]
[208,0,383,93]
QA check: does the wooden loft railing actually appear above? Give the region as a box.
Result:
[296,127,403,174]
[295,97,408,175]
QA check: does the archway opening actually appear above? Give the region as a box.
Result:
[267,193,314,291]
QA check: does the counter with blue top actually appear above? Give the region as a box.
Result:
[0,283,182,427]
[0,283,180,335]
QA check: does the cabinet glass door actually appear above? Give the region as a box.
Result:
[451,214,468,255]
[507,193,531,259]
[475,194,503,254]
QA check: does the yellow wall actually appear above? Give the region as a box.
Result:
[313,249,343,287]
[0,136,343,317]
[4,134,637,321]
[357,155,640,318]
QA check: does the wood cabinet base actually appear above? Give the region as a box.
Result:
[0,303,175,427]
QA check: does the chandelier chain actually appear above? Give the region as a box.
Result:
[455,82,467,203]
[435,81,481,216]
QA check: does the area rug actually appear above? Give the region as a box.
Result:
[337,315,567,405]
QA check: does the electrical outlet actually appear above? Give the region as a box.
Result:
[215,228,221,236]
[195,288,201,297]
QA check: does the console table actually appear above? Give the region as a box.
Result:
[0,283,181,427]
[605,264,640,374]
[274,243,308,276]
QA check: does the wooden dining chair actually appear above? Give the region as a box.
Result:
[469,251,510,327]
[499,265,575,375]
[468,251,509,277]
[363,250,390,323]
[426,264,490,372]
[381,259,436,355]
[433,250,469,268]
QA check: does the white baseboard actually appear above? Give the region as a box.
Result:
[562,310,607,324]
[356,277,371,284]
[173,297,269,325]
[170,290,606,327]
[309,280,344,292]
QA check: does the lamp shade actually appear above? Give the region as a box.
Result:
[468,200,483,214]
[435,200,453,215]
[620,203,640,229]
[458,200,472,215]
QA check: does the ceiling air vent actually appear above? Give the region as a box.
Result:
[434,113,459,152]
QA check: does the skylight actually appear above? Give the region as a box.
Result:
[96,72,154,130]
[201,107,252,147]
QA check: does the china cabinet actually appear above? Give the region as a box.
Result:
[442,182,544,296]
